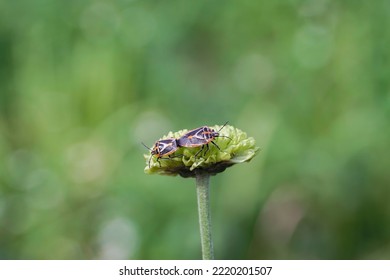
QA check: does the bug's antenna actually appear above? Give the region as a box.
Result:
[141,142,152,151]
[216,121,232,140]
[218,121,229,132]
[218,135,232,140]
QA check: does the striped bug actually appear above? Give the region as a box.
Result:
[177,121,231,158]
[142,138,180,168]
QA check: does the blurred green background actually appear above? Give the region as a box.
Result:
[1,0,390,260]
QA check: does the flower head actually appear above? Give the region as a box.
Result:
[144,125,259,178]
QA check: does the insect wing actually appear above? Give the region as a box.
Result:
[157,138,178,156]
[178,127,208,147]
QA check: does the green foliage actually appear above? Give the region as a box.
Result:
[0,0,390,259]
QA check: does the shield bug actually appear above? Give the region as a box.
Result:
[177,122,231,158]
[142,138,180,168]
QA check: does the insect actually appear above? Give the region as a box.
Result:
[142,138,180,168]
[177,121,231,157]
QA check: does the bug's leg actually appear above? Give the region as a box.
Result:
[148,155,152,168]
[160,154,182,164]
[168,154,183,159]
[160,157,171,160]
[195,145,204,159]
[211,141,221,151]
[157,157,161,167]
[159,157,172,166]
[203,143,210,156]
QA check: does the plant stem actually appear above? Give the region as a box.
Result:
[195,173,214,260]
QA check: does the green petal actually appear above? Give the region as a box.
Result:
[144,125,259,178]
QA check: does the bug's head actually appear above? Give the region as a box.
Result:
[151,142,160,156]
[142,142,159,156]
[211,130,220,138]
[214,121,232,140]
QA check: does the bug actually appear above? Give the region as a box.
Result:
[177,121,231,157]
[142,138,180,168]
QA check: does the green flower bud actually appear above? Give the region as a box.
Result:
[144,125,259,178]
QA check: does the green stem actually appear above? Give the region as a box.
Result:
[195,173,214,260]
